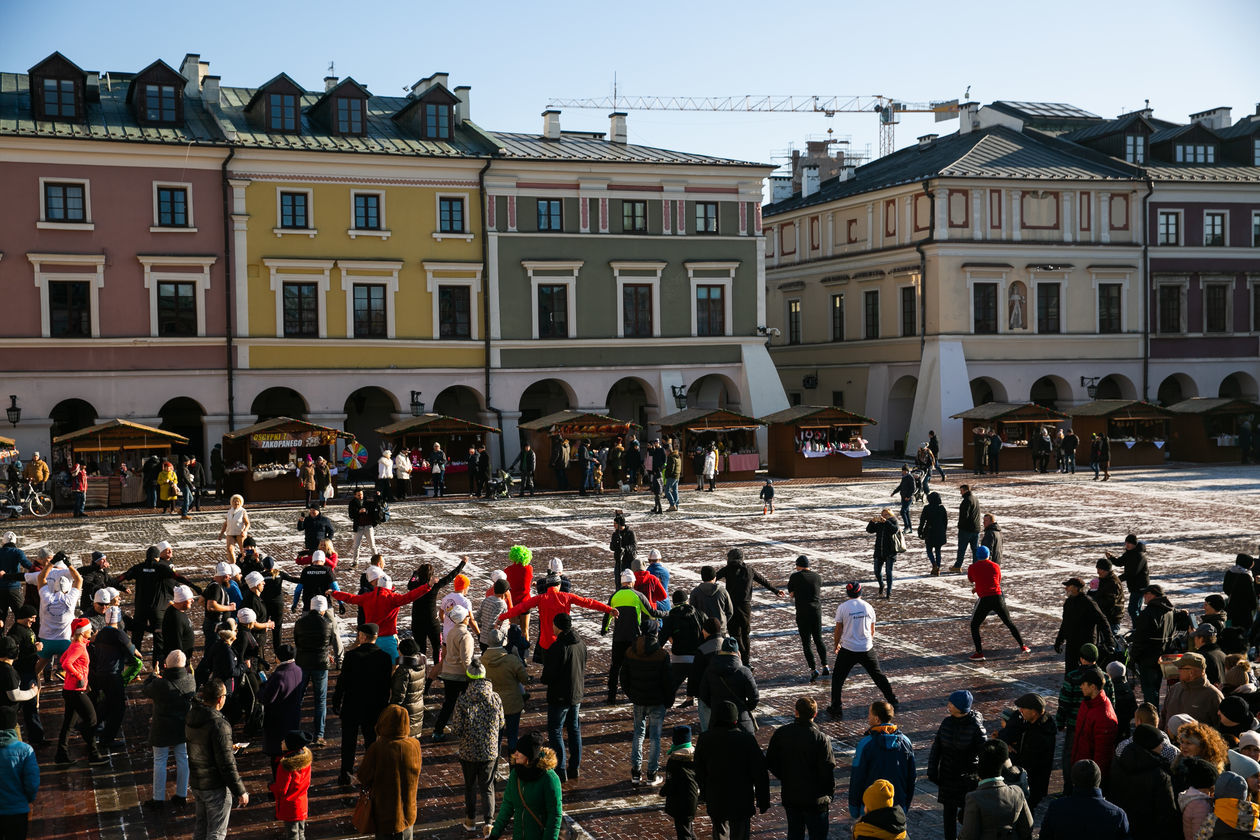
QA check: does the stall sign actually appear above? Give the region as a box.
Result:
[252,431,333,449]
[553,423,629,436]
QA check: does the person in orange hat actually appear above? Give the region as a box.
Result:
[56,617,107,766]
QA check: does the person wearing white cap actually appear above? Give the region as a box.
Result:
[162,585,197,664]
[332,557,468,663]
[431,604,475,741]
[236,571,276,665]
[87,587,117,633]
[602,569,664,703]
[0,532,33,626]
[201,563,237,652]
[645,549,672,611]
[279,549,341,614]
[91,603,140,750]
[34,560,83,683]
[293,594,341,745]
[376,448,395,501]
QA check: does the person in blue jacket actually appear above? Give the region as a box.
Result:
[646,549,671,612]
[850,699,916,818]
[0,704,38,837]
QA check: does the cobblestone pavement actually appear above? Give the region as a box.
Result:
[14,459,1260,840]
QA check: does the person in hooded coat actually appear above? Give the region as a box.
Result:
[1091,558,1126,636]
[695,638,758,735]
[357,704,422,840]
[694,700,770,840]
[849,700,915,817]
[928,690,986,840]
[851,780,907,840]
[487,732,563,840]
[960,740,1033,840]
[269,730,312,840]
[1107,535,1149,622]
[995,693,1056,808]
[142,649,196,809]
[660,725,699,840]
[917,491,949,576]
[1109,723,1181,840]
[714,549,783,667]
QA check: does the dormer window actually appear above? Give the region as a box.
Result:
[41,78,77,118]
[144,84,177,123]
[335,97,363,135]
[1176,143,1215,163]
[269,93,298,132]
[423,102,451,140]
[1124,135,1145,164]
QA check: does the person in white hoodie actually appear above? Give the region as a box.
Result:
[393,450,412,500]
[376,449,395,501]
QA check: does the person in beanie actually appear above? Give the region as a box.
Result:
[1091,557,1126,637]
[621,630,676,786]
[331,624,393,786]
[828,582,898,720]
[292,595,340,746]
[0,704,37,837]
[269,730,312,840]
[1179,757,1221,840]
[1072,668,1120,779]
[500,567,614,667]
[960,739,1033,840]
[432,604,476,741]
[851,780,907,840]
[186,679,248,840]
[766,696,834,840]
[786,556,828,682]
[1107,660,1138,741]
[481,630,528,757]
[259,645,304,774]
[541,613,586,783]
[1133,583,1178,705]
[142,650,195,809]
[848,700,915,817]
[714,548,784,668]
[487,731,563,840]
[7,607,43,745]
[694,700,770,840]
[966,545,1030,661]
[1191,623,1229,687]
[610,514,637,587]
[1038,759,1129,840]
[995,693,1056,808]
[759,479,774,515]
[696,637,759,736]
[1225,554,1258,635]
[389,637,427,738]
[357,705,422,840]
[1198,770,1260,839]
[1110,723,1180,840]
[55,617,105,766]
[927,690,986,840]
[661,725,699,840]
[602,570,663,703]
[658,590,703,699]
[1054,576,1115,672]
[1217,696,1259,746]
[1107,534,1149,621]
[450,657,506,833]
[87,604,139,751]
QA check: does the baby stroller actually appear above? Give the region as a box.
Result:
[485,469,515,500]
[910,466,928,502]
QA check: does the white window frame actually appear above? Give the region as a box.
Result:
[263,258,334,338]
[1090,271,1130,334]
[1202,278,1233,334]
[274,187,316,237]
[1252,211,1260,248]
[1204,210,1229,247]
[37,177,93,230]
[1157,209,1183,246]
[611,261,664,339]
[338,260,402,339]
[685,261,737,337]
[1154,276,1189,335]
[347,190,389,240]
[27,253,106,338]
[138,255,216,337]
[433,192,473,242]
[523,260,581,340]
[424,261,483,341]
[963,269,1009,334]
[150,181,196,232]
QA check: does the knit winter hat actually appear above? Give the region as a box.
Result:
[1071,759,1102,789]
[1221,696,1252,725]
[447,605,469,624]
[311,550,327,566]
[975,546,990,561]
[365,564,385,582]
[236,608,256,626]
[1106,661,1127,679]
[1080,643,1100,662]
[714,701,739,726]
[672,725,692,746]
[0,637,18,659]
[0,707,17,731]
[466,657,486,680]
[1167,714,1197,739]
[310,595,328,613]
[1217,771,1250,802]
[949,690,973,713]
[1133,723,1164,751]
[845,581,862,598]
[620,570,636,585]
[453,574,470,592]
[244,571,265,588]
[548,558,564,574]
[1242,732,1260,751]
[490,570,507,584]
[1230,750,1260,780]
[214,561,232,578]
[1015,693,1045,713]
[1183,756,1220,791]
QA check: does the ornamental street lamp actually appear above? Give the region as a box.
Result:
[1080,376,1100,400]
[670,385,687,411]
[5,396,19,427]
[410,391,425,416]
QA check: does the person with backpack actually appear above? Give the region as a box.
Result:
[966,546,1030,662]
[786,556,829,682]
[918,491,949,576]
[867,509,902,600]
[696,637,758,735]
[658,591,703,700]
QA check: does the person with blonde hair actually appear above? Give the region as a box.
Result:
[218,495,250,561]
[866,509,900,599]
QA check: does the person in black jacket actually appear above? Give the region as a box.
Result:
[694,700,770,840]
[660,725,699,840]
[1090,557,1126,636]
[406,561,463,670]
[1054,578,1116,672]
[1131,584,1176,705]
[1109,724,1180,840]
[620,632,676,784]
[952,484,982,572]
[658,591,703,700]
[76,551,125,613]
[715,549,784,667]
[610,514,637,588]
[696,639,759,735]
[786,556,828,681]
[186,680,248,836]
[918,491,949,576]
[292,595,340,745]
[766,696,835,840]
[117,544,199,660]
[980,514,1003,565]
[331,623,393,786]
[346,490,380,567]
[513,443,536,497]
[161,585,197,666]
[279,552,337,613]
[89,606,138,750]
[866,510,901,600]
[541,613,586,783]
[296,506,335,552]
[927,690,986,840]
[1107,534,1148,622]
[995,693,1056,808]
[1224,554,1258,635]
[142,650,196,809]
[890,466,916,533]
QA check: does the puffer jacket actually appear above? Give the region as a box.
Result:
[852,779,908,840]
[917,496,949,547]
[440,624,475,681]
[981,523,1004,565]
[142,665,196,747]
[0,728,37,815]
[292,611,338,672]
[659,603,703,659]
[389,655,427,736]
[482,646,529,716]
[661,744,698,818]
[1180,787,1213,840]
[185,700,246,796]
[696,652,758,733]
[619,635,675,708]
[849,723,915,814]
[269,746,311,822]
[766,717,835,810]
[928,710,986,806]
[450,678,505,762]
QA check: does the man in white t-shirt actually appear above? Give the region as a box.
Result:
[35,561,83,680]
[828,581,898,720]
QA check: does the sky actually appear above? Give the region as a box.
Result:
[5,0,1259,172]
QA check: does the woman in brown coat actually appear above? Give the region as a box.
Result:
[358,704,422,840]
[298,458,316,508]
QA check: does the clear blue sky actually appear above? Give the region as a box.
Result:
[6,0,1258,170]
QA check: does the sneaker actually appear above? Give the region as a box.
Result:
[631,770,642,785]
[1019,645,1032,654]
[969,652,987,662]
[820,666,829,677]
[647,773,665,787]
[143,799,166,810]
[463,820,477,832]
[810,669,819,683]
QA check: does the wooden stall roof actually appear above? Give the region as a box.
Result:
[222,417,353,441]
[950,402,1069,423]
[1167,398,1260,416]
[656,407,764,431]
[53,419,188,450]
[376,413,500,437]
[0,435,14,448]
[1069,399,1175,420]
[759,405,877,426]
[517,410,638,435]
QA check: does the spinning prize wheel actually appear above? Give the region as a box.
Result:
[342,441,368,469]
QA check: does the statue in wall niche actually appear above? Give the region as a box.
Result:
[1008,282,1026,330]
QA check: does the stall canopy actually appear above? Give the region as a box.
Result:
[1167,398,1260,417]
[0,435,17,463]
[1069,399,1175,421]
[951,402,1069,425]
[53,419,188,452]
[517,410,638,436]
[376,414,501,439]
[758,405,876,428]
[223,417,351,448]
[655,407,764,432]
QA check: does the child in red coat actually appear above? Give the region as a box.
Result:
[270,730,312,839]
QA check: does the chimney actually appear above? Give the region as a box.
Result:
[454,85,470,124]
[201,74,220,106]
[542,109,561,140]
[1189,106,1231,130]
[770,177,794,203]
[431,73,449,90]
[801,166,820,198]
[324,76,339,93]
[958,101,980,134]
[409,74,432,99]
[917,133,938,148]
[180,53,202,98]
[837,165,856,182]
[609,111,627,144]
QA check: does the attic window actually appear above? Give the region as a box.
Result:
[40,78,77,119]
[144,84,177,123]
[1175,143,1215,164]
[1124,135,1145,164]
[335,97,363,135]
[422,102,451,140]
[268,93,298,132]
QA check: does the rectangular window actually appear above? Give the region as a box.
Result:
[1098,283,1122,334]
[695,202,719,234]
[830,293,844,341]
[156,281,196,337]
[48,280,90,338]
[1175,144,1215,163]
[424,103,451,139]
[156,186,188,227]
[787,299,802,345]
[1036,283,1061,334]
[900,286,916,337]
[439,197,465,233]
[1253,211,1260,247]
[537,284,569,339]
[1205,212,1226,247]
[353,284,387,338]
[1157,285,1182,334]
[42,78,76,118]
[863,290,880,340]
[268,93,297,132]
[282,283,318,337]
[44,182,86,222]
[696,285,725,336]
[438,285,471,339]
[623,284,653,338]
[622,200,647,233]
[353,193,381,230]
[537,199,562,232]
[280,192,309,229]
[1125,135,1146,163]
[335,97,363,134]
[1158,211,1181,246]
[973,282,998,334]
[1254,283,1260,332]
[144,84,177,122]
[1205,283,1229,333]
[831,391,845,408]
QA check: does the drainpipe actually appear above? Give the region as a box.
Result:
[915,179,934,356]
[477,156,505,467]
[1140,176,1154,402]
[220,147,237,431]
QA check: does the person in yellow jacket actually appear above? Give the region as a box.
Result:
[22,453,49,489]
[852,780,907,840]
[156,461,180,514]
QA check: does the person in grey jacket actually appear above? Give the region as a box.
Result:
[960,740,1032,840]
[689,566,734,635]
[952,484,983,572]
[981,514,1003,566]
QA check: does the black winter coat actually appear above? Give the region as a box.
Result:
[89,626,136,678]
[541,629,586,707]
[661,748,699,819]
[981,523,1003,564]
[161,606,195,662]
[389,656,426,737]
[296,512,335,551]
[142,665,196,747]
[293,611,337,672]
[766,718,835,809]
[1224,565,1258,625]
[694,725,770,819]
[332,642,392,719]
[918,502,949,548]
[1108,742,1179,840]
[408,563,461,632]
[715,558,779,610]
[958,492,982,533]
[996,712,1056,806]
[620,636,675,708]
[1055,594,1115,653]
[1131,595,1176,663]
[696,653,758,734]
[928,710,986,805]
[867,517,900,561]
[185,701,246,796]
[1090,575,1126,627]
[659,604,702,657]
[1116,543,1149,590]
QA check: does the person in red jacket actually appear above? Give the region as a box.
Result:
[499,571,614,662]
[270,730,312,838]
[1071,668,1119,779]
[966,545,1030,662]
[630,557,668,610]
[503,546,534,643]
[331,557,466,662]
[56,617,107,765]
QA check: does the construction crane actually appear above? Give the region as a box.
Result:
[545,94,961,157]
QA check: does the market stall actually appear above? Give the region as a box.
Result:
[0,435,18,496]
[375,414,501,497]
[1068,400,1173,467]
[951,403,1069,473]
[1167,398,1260,463]
[52,419,189,508]
[760,405,876,478]
[517,410,639,491]
[221,417,351,503]
[656,408,765,483]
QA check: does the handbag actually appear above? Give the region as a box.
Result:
[891,529,908,554]
[352,790,375,833]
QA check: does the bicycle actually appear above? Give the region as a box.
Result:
[2,479,54,518]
